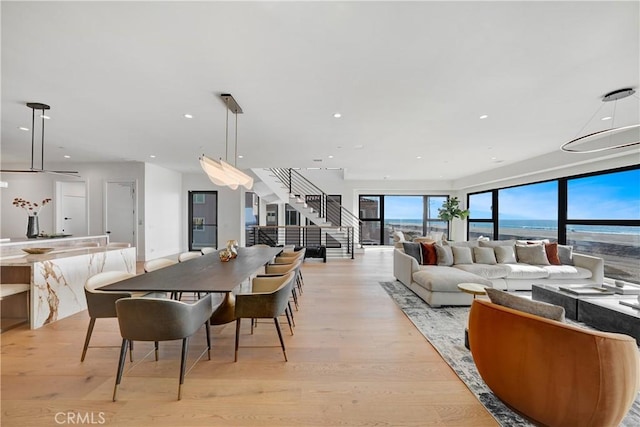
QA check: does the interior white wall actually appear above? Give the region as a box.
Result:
[181,173,244,250]
[144,163,182,259]
[0,162,146,252]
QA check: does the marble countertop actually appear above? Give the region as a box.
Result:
[0,246,134,266]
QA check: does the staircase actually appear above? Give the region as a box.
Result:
[251,168,363,259]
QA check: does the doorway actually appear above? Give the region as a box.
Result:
[55,181,88,236]
[105,181,136,247]
[188,191,217,251]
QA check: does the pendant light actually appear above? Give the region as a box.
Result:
[1,103,79,176]
[561,88,639,153]
[199,94,253,190]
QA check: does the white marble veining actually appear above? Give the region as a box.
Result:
[28,247,136,328]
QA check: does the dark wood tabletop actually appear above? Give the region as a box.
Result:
[98,246,282,293]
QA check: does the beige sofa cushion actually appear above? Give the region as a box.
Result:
[486,288,565,321]
[413,266,492,292]
[454,264,510,280]
[495,245,517,264]
[515,244,550,265]
[503,263,550,279]
[479,239,516,248]
[543,265,593,280]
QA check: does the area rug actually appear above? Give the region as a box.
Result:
[379,281,640,427]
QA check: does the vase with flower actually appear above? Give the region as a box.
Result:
[12,197,52,238]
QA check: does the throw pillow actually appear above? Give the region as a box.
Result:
[486,288,565,322]
[420,242,438,265]
[515,244,550,265]
[473,247,497,265]
[392,231,406,243]
[494,245,517,264]
[435,244,453,266]
[544,242,561,265]
[558,244,574,265]
[452,246,474,264]
[446,240,480,248]
[479,239,517,248]
[402,242,422,264]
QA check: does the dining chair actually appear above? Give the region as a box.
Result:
[113,294,214,401]
[273,249,306,290]
[143,258,177,272]
[200,247,217,254]
[234,271,295,362]
[178,251,202,262]
[264,260,302,311]
[81,271,136,362]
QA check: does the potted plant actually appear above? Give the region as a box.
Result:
[437,197,470,241]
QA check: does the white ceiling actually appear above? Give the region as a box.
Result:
[1,1,639,181]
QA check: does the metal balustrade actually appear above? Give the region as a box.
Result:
[247,225,355,259]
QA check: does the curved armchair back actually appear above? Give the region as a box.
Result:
[265,259,301,275]
[469,299,639,427]
[178,252,202,262]
[144,258,177,272]
[236,271,295,319]
[85,271,135,318]
[116,294,213,342]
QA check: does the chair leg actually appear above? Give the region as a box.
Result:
[296,275,303,294]
[234,319,241,362]
[112,339,129,402]
[284,307,294,335]
[154,341,159,361]
[291,287,299,310]
[274,318,287,362]
[205,321,211,360]
[288,301,296,326]
[178,337,189,400]
[81,318,96,362]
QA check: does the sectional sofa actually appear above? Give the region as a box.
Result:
[393,239,604,307]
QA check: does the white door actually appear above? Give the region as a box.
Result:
[105,181,136,246]
[55,181,87,236]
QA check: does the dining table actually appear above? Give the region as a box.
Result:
[99,246,282,293]
[98,246,283,324]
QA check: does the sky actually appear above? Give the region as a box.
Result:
[379,168,640,221]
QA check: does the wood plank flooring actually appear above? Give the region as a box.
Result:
[1,247,497,426]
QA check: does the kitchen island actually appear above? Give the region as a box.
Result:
[0,236,135,329]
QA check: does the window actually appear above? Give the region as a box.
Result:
[566,167,640,283]
[465,166,640,283]
[244,192,259,246]
[188,191,217,251]
[498,181,558,241]
[359,194,450,245]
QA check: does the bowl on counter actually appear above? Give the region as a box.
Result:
[22,247,55,255]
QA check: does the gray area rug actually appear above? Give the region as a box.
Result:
[379,281,640,427]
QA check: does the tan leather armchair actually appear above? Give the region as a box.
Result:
[469,299,639,427]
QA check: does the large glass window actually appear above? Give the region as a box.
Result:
[468,191,493,240]
[567,168,640,283]
[359,194,450,245]
[498,181,558,241]
[384,196,423,243]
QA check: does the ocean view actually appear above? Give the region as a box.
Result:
[384,219,639,284]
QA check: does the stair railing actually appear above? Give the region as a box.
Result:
[269,168,362,252]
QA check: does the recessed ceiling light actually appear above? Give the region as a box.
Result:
[307,167,321,170]
[149,155,156,158]
[416,156,422,159]
[479,115,489,119]
[18,127,29,131]
[63,155,71,159]
[333,113,342,118]
[40,115,51,120]
[601,116,612,121]
[328,155,334,159]
[491,156,497,160]
[184,114,193,119]
[238,155,244,159]
[354,144,364,149]
[313,158,323,162]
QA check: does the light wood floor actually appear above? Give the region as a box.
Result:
[1,247,497,426]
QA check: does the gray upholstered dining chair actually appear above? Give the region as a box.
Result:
[264,259,303,312]
[82,271,136,362]
[113,294,215,401]
[273,248,306,290]
[234,271,296,362]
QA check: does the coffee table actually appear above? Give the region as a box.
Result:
[532,284,639,344]
[578,296,639,344]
